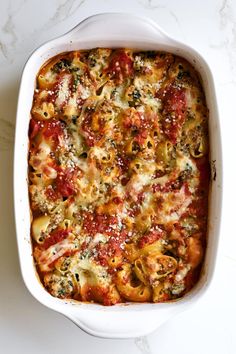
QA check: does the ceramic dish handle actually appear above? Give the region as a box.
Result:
[65,307,179,339]
[65,13,173,44]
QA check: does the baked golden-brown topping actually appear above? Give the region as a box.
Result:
[28,49,209,305]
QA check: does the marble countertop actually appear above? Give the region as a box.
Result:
[0,0,235,353]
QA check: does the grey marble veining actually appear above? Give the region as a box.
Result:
[219,0,236,81]
[0,118,14,151]
[138,0,165,10]
[0,0,235,353]
[135,336,152,354]
[0,0,27,61]
[44,0,86,29]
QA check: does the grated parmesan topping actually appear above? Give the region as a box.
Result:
[29,48,209,305]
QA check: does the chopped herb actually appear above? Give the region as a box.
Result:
[147,90,153,99]
[70,67,79,72]
[72,74,81,92]
[62,59,70,66]
[58,288,66,297]
[132,141,141,153]
[52,59,71,73]
[177,70,190,80]
[185,163,193,172]
[79,152,88,158]
[80,250,90,260]
[52,61,63,73]
[72,115,78,124]
[133,89,141,100]
[177,71,184,80]
[129,89,141,107]
[146,51,156,58]
[88,57,97,67]
[111,88,118,99]
[178,164,192,183]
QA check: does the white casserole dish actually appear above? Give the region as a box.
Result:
[14,13,222,339]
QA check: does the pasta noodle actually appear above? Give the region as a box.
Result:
[28,49,209,305]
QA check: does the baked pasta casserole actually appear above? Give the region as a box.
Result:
[28,49,210,305]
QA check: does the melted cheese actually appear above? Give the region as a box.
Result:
[79,85,90,99]
[38,140,51,159]
[37,236,79,272]
[29,49,209,305]
[71,257,111,289]
[177,153,197,173]
[158,185,192,223]
[56,74,71,107]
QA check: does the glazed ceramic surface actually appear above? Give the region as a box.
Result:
[14,13,222,339]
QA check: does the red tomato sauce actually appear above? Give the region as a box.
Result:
[42,229,69,250]
[43,119,64,145]
[82,212,118,236]
[138,229,163,248]
[157,84,186,143]
[55,167,77,198]
[106,50,134,82]
[29,119,42,139]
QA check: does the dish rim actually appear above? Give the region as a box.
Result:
[14,12,222,338]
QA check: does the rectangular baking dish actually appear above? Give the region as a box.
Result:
[14,13,222,339]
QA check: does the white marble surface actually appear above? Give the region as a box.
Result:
[0,0,235,353]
